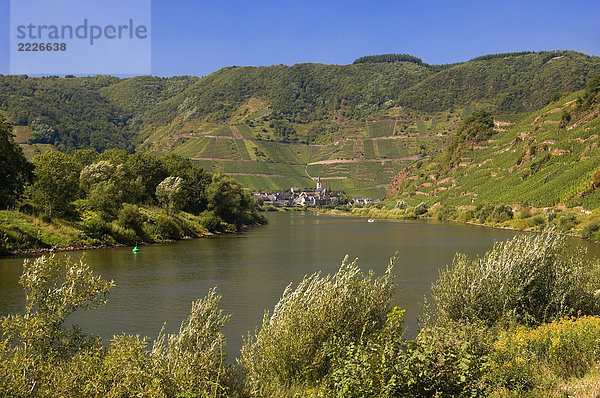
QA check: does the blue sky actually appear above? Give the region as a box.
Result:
[1,0,599,76]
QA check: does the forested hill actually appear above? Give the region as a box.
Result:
[1,50,598,154]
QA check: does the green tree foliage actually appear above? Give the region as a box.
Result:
[0,75,197,153]
[29,151,82,215]
[0,254,113,366]
[469,51,535,62]
[87,181,123,221]
[117,204,144,235]
[207,174,257,225]
[156,176,185,213]
[271,119,297,142]
[445,109,495,166]
[160,154,212,214]
[0,115,33,208]
[353,53,424,65]
[574,72,600,112]
[400,51,600,113]
[152,288,231,397]
[413,201,429,216]
[1,51,599,150]
[432,230,600,327]
[123,152,168,203]
[72,149,99,166]
[97,148,129,164]
[239,257,395,395]
[79,160,116,194]
[1,149,264,253]
[456,109,495,142]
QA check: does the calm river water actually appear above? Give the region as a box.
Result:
[1,212,599,358]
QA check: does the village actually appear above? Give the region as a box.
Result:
[253,177,382,208]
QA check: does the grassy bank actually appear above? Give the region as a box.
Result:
[320,200,600,243]
[0,206,264,256]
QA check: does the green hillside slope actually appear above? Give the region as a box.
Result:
[2,51,600,197]
[387,78,600,209]
[399,51,600,113]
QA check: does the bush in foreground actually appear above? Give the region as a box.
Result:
[0,254,232,397]
[432,229,600,327]
[239,256,396,396]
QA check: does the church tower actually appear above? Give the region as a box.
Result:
[316,176,322,190]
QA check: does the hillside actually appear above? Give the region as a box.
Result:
[399,51,600,113]
[387,77,600,209]
[2,51,600,197]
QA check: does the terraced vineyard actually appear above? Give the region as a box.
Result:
[388,87,600,208]
[155,122,447,198]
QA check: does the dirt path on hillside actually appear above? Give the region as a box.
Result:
[307,155,422,165]
[225,172,290,178]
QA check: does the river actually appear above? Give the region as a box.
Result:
[1,212,598,359]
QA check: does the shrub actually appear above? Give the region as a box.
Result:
[458,208,475,222]
[395,200,408,209]
[414,202,429,216]
[82,212,109,239]
[436,204,456,220]
[152,288,232,397]
[518,208,532,219]
[432,230,600,327]
[475,204,494,223]
[117,204,144,235]
[491,204,513,223]
[108,223,137,244]
[327,307,406,397]
[581,219,600,240]
[402,320,495,397]
[239,256,395,396]
[154,215,183,240]
[199,211,224,232]
[0,254,233,397]
[529,214,546,228]
[556,212,578,232]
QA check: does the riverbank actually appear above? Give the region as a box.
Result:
[0,207,266,257]
[319,203,600,244]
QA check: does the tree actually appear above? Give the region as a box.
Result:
[272,119,297,142]
[206,174,254,225]
[79,160,117,194]
[87,181,123,220]
[0,115,33,208]
[160,154,212,214]
[29,151,81,215]
[123,153,168,203]
[97,148,129,165]
[73,148,99,166]
[156,176,185,214]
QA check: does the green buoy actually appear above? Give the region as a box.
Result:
[132,243,140,253]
